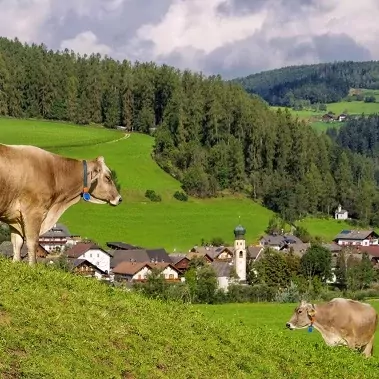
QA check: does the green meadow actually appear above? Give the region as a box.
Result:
[196,300,379,358]
[0,117,353,251]
[0,259,378,378]
[271,88,379,132]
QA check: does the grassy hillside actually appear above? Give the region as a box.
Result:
[0,117,355,251]
[0,118,122,147]
[1,259,378,378]
[0,118,274,251]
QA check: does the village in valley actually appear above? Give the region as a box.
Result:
[1,202,378,293]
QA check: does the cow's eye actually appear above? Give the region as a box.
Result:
[298,310,302,314]
[106,176,111,183]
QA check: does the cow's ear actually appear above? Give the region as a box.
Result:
[307,308,316,317]
[90,167,100,181]
[90,162,101,181]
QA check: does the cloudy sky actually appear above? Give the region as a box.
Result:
[0,0,377,78]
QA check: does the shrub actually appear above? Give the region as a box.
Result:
[250,284,276,302]
[173,190,188,202]
[145,189,162,202]
[274,281,300,303]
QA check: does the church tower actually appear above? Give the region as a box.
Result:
[233,224,247,282]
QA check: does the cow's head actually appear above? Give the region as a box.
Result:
[286,300,316,330]
[86,156,122,206]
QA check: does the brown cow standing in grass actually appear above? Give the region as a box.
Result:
[0,143,122,266]
[286,298,378,357]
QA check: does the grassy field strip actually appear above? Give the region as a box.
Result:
[0,259,378,378]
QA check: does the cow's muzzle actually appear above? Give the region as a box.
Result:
[286,322,294,330]
[110,195,122,206]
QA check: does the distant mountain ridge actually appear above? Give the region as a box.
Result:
[232,61,379,106]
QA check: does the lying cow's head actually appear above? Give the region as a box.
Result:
[286,300,316,330]
[86,156,122,206]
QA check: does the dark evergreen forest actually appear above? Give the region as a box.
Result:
[233,61,379,106]
[0,37,378,225]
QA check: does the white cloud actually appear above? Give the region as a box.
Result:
[0,0,378,77]
[60,31,112,56]
[136,0,268,56]
[0,0,52,42]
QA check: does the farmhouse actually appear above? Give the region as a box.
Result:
[112,261,181,283]
[211,261,235,290]
[189,246,234,261]
[280,242,311,256]
[337,113,347,122]
[39,223,79,253]
[65,242,112,275]
[322,113,334,122]
[354,245,379,266]
[106,241,142,250]
[333,230,379,247]
[169,254,191,273]
[186,250,214,263]
[69,258,107,279]
[109,247,171,270]
[334,204,348,220]
[259,233,303,251]
[247,246,263,262]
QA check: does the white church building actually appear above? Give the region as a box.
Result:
[334,204,348,220]
[211,224,247,291]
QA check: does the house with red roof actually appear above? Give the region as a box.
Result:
[112,261,182,283]
[65,242,112,275]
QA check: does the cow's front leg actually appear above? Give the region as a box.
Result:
[10,229,24,262]
[24,213,43,266]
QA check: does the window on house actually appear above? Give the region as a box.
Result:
[239,251,243,258]
[90,253,92,258]
[97,253,99,258]
[169,274,174,279]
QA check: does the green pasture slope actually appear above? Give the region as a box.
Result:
[0,118,122,147]
[0,118,274,251]
[0,118,350,251]
[0,259,378,378]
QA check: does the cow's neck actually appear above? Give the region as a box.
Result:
[311,304,334,337]
[39,159,92,235]
[55,158,93,203]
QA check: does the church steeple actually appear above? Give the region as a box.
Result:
[233,223,247,282]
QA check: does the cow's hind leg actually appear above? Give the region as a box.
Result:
[10,229,23,262]
[24,213,44,266]
[362,335,375,358]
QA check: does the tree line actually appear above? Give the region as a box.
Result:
[233,61,379,106]
[0,37,378,223]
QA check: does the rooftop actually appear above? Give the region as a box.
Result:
[40,223,77,238]
[65,243,111,259]
[334,230,377,241]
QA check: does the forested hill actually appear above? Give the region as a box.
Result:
[0,37,378,224]
[233,61,379,106]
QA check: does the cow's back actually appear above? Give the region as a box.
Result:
[326,298,378,345]
[0,144,56,215]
